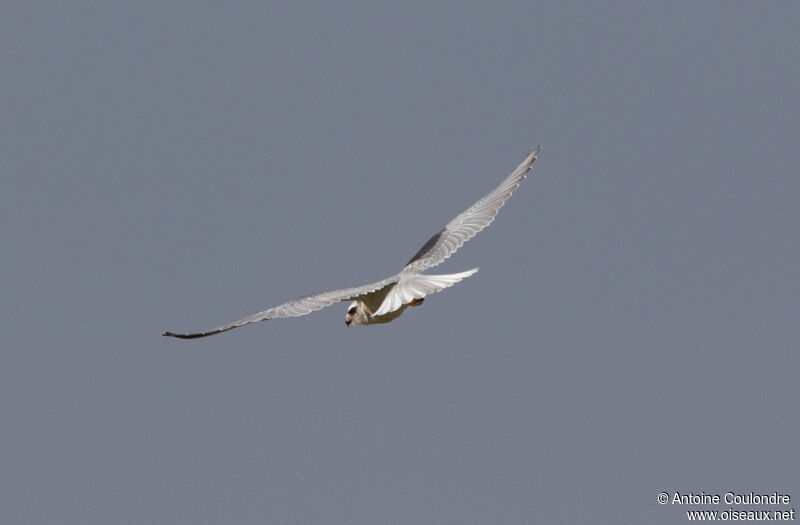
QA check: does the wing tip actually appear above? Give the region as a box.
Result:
[162,329,223,339]
[525,144,543,166]
[162,330,195,339]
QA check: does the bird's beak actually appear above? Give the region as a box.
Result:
[345,320,351,326]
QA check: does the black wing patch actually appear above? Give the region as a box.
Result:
[405,228,445,267]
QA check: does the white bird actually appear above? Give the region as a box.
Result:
[163,146,542,339]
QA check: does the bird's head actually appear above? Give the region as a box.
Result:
[345,302,358,326]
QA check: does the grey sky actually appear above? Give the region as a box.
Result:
[2,2,798,524]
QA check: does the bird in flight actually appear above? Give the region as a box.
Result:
[163,146,542,339]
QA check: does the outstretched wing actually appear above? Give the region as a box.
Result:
[403,146,542,274]
[162,276,399,339]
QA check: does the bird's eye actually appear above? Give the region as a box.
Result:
[347,306,357,315]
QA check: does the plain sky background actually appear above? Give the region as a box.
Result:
[2,2,798,523]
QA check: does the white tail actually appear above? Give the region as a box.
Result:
[374,268,479,316]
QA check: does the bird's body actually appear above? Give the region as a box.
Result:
[163,146,542,339]
[344,278,403,326]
